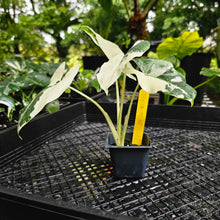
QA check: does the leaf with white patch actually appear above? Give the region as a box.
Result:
[97,41,150,94]
[122,40,150,64]
[97,54,123,94]
[129,58,196,105]
[82,26,124,59]
[50,62,66,86]
[0,95,16,118]
[17,63,80,136]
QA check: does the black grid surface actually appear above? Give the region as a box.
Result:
[0,120,220,219]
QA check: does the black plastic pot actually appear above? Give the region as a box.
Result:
[105,132,152,178]
[82,56,108,70]
[180,53,212,105]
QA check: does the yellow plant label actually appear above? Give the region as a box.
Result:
[132,89,150,146]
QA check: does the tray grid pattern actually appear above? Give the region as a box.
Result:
[0,121,220,219]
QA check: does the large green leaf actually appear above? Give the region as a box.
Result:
[200,68,220,77]
[17,63,80,136]
[130,58,196,105]
[157,31,203,59]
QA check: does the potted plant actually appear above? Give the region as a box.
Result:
[17,26,196,178]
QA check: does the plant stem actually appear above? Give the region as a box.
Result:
[194,76,216,89]
[121,83,139,146]
[118,73,126,145]
[69,86,120,145]
[115,80,120,131]
[123,0,131,18]
[167,76,217,105]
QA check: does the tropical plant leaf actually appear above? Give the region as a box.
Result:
[49,62,66,86]
[130,58,196,105]
[27,73,50,87]
[83,26,150,94]
[0,95,16,117]
[82,26,124,59]
[17,63,80,136]
[157,31,203,59]
[200,68,220,77]
[97,54,123,94]
[96,41,150,94]
[46,99,60,113]
[122,40,150,65]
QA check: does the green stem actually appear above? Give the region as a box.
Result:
[27,85,37,98]
[168,76,217,105]
[69,86,120,145]
[123,0,131,18]
[121,83,139,146]
[194,76,216,89]
[118,73,126,144]
[115,80,120,132]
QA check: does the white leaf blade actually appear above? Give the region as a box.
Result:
[50,62,66,86]
[83,26,124,59]
[97,54,123,94]
[0,95,15,117]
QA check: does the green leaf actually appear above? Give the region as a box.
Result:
[131,58,197,105]
[157,31,203,59]
[0,76,31,95]
[163,56,180,68]
[98,0,112,12]
[200,68,220,77]
[46,99,60,113]
[17,63,80,137]
[27,73,50,87]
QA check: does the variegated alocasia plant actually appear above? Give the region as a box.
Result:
[17,26,196,145]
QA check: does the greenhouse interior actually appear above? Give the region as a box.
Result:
[0,1,219,219]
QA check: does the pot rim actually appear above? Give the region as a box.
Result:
[105,132,152,149]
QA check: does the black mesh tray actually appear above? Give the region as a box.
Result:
[0,102,220,219]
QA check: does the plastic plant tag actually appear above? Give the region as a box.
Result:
[132,89,150,145]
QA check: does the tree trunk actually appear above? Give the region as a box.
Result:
[128,0,158,41]
[128,14,149,41]
[55,35,68,59]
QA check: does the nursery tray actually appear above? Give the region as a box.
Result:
[0,102,220,219]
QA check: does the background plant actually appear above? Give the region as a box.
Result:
[0,59,60,120]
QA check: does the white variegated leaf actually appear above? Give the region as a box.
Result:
[17,64,80,136]
[0,95,15,117]
[126,58,196,105]
[97,54,124,94]
[122,40,150,65]
[83,26,124,59]
[50,62,66,86]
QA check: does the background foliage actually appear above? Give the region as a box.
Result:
[0,0,219,62]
